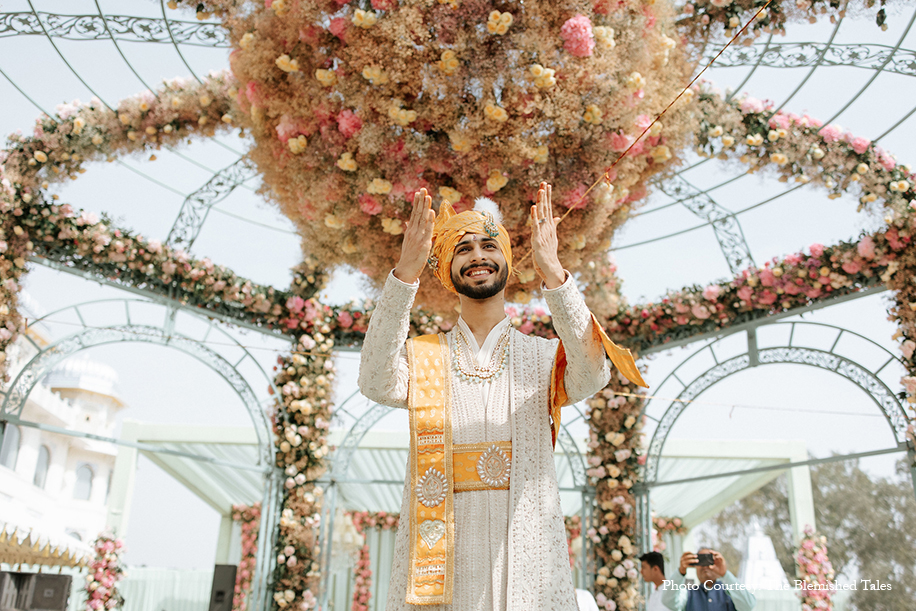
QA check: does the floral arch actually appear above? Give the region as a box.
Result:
[0,1,915,611]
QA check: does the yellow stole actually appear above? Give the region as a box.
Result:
[404,320,645,604]
[406,333,455,605]
[549,314,647,446]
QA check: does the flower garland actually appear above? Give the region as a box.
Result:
[677,0,894,38]
[0,72,240,381]
[268,321,340,610]
[84,533,125,611]
[652,516,687,553]
[4,73,915,611]
[231,503,261,611]
[586,374,648,611]
[167,0,696,314]
[348,511,400,611]
[795,526,835,611]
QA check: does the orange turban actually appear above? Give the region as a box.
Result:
[429,201,513,294]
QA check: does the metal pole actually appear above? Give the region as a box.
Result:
[633,483,651,611]
[318,481,338,611]
[251,469,282,611]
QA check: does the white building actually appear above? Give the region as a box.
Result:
[1,329,125,550]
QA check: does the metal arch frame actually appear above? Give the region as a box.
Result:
[636,320,916,553]
[824,5,916,126]
[705,42,916,78]
[0,11,230,46]
[0,298,284,611]
[2,298,280,462]
[659,175,755,274]
[167,157,258,248]
[315,393,596,605]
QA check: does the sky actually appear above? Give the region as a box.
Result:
[1,0,915,571]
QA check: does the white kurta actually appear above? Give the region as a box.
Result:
[358,271,611,611]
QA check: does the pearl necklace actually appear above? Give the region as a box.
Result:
[452,325,511,383]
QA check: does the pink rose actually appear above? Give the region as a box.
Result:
[338,311,354,328]
[691,304,710,320]
[758,290,777,305]
[769,113,790,130]
[809,243,824,257]
[739,97,765,114]
[286,295,305,313]
[702,284,721,301]
[245,81,263,108]
[519,320,534,334]
[328,17,348,40]
[359,194,382,215]
[818,124,841,143]
[901,376,916,394]
[370,0,397,9]
[841,260,861,274]
[901,340,916,360]
[561,184,590,209]
[560,15,595,57]
[759,268,776,287]
[857,235,876,259]
[610,131,634,152]
[851,136,871,155]
[876,147,896,171]
[337,109,362,138]
[275,114,303,143]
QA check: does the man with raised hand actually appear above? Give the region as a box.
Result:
[359,183,646,610]
[662,549,757,611]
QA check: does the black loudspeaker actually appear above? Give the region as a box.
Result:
[20,574,71,611]
[208,565,237,611]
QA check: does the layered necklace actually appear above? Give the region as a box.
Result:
[452,324,511,383]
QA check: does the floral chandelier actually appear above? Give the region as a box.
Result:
[1,2,911,611]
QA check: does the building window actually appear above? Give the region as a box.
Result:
[33,446,50,489]
[0,424,20,470]
[74,464,94,500]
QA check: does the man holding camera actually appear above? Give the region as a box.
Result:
[661,549,756,611]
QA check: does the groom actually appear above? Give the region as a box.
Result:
[358,183,646,610]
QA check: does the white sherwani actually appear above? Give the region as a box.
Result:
[358,271,610,611]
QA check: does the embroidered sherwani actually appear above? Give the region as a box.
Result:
[358,271,611,611]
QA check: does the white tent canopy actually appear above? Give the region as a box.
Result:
[108,423,815,545]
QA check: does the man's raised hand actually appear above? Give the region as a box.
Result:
[530,181,566,289]
[393,188,435,284]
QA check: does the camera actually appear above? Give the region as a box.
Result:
[695,553,714,567]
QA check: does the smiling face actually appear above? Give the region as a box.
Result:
[449,233,509,300]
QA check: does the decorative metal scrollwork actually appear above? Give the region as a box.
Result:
[1,322,273,465]
[0,12,230,47]
[166,157,258,248]
[704,42,916,78]
[643,329,911,485]
[661,176,755,274]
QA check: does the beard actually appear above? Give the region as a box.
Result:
[451,262,509,300]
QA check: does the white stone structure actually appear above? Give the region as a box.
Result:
[1,345,125,547]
